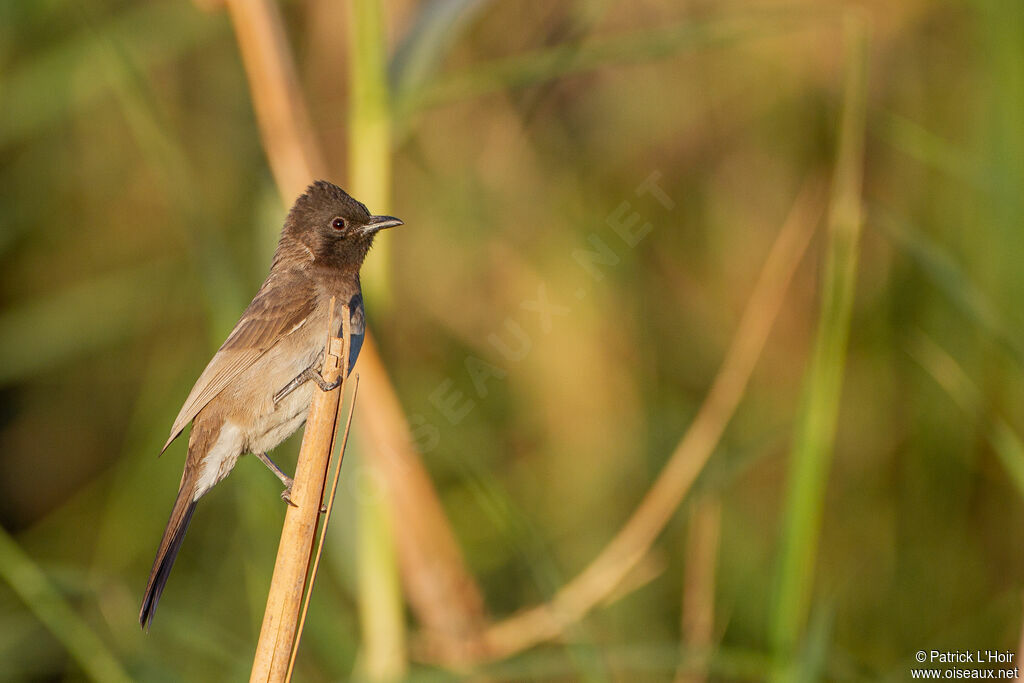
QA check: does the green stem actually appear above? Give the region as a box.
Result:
[356,478,406,681]
[347,0,406,678]
[349,0,394,309]
[770,12,868,679]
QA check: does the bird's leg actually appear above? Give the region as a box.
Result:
[273,369,309,405]
[273,365,341,405]
[254,452,298,507]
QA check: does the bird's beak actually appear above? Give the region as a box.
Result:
[363,215,404,234]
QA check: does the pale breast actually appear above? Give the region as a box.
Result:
[211,293,364,457]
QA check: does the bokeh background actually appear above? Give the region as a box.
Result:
[2,0,1023,680]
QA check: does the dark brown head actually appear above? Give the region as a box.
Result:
[279,180,402,271]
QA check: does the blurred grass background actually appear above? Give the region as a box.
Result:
[2,0,1024,680]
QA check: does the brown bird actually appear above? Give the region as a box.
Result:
[140,181,402,629]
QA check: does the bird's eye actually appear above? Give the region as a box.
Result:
[331,217,347,231]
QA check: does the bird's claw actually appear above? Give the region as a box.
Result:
[281,487,298,507]
[315,375,342,392]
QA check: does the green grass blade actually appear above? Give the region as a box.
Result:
[0,526,132,683]
[0,2,218,148]
[876,112,983,188]
[909,331,1024,499]
[873,208,1024,367]
[770,12,869,676]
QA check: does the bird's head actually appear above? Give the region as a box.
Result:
[284,180,403,270]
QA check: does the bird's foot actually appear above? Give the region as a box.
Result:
[274,366,341,405]
[281,485,298,508]
[255,452,297,507]
[310,371,342,393]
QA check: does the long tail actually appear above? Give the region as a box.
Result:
[140,474,198,629]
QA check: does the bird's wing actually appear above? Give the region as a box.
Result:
[162,271,315,452]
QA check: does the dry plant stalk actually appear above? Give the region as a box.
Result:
[250,301,352,683]
[287,374,361,681]
[675,497,722,683]
[418,180,826,664]
[224,0,326,197]
[223,0,487,651]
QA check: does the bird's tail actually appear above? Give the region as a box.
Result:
[139,470,198,630]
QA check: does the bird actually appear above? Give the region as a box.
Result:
[139,180,402,629]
